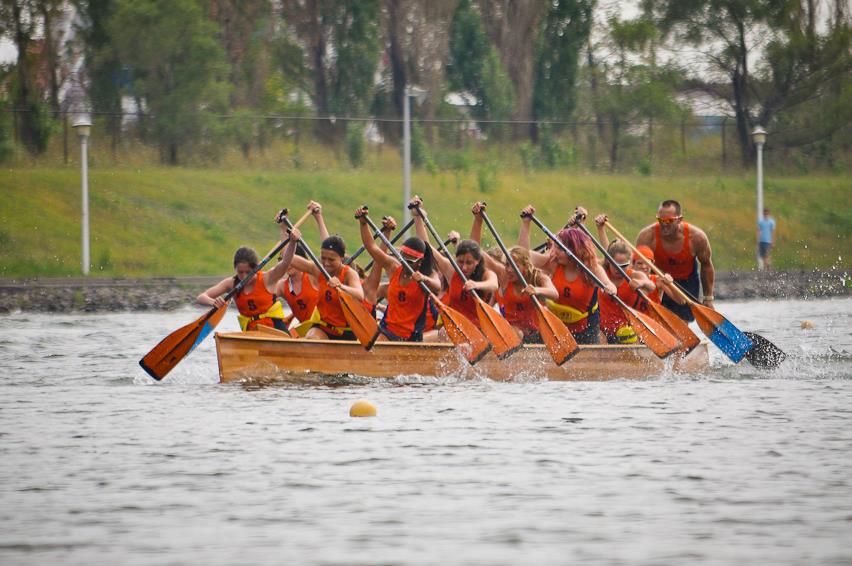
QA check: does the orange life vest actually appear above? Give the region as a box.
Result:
[281,272,319,322]
[442,272,479,326]
[234,271,278,331]
[316,265,351,335]
[636,274,662,313]
[550,266,598,333]
[382,266,431,339]
[496,283,537,334]
[655,222,696,280]
[599,268,641,335]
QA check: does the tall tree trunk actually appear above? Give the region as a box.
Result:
[479,0,547,139]
[12,1,42,154]
[40,1,61,114]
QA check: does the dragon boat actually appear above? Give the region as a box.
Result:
[214,328,711,383]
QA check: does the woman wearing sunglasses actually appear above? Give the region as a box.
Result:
[356,206,441,342]
[635,199,715,322]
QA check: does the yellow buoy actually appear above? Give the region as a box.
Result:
[349,399,377,417]
[800,320,815,330]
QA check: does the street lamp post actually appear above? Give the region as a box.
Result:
[752,126,767,270]
[402,85,427,227]
[73,115,92,275]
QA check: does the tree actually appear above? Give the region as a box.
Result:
[108,0,230,164]
[76,0,124,152]
[478,0,548,138]
[532,0,594,141]
[0,0,52,154]
[653,0,852,165]
[588,15,683,170]
[447,0,515,137]
[281,0,382,144]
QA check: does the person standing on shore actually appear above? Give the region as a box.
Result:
[757,208,776,271]
[635,199,715,322]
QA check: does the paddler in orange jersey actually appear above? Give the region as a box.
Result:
[409,196,498,333]
[594,214,685,317]
[287,234,365,341]
[273,203,325,336]
[355,205,442,342]
[196,227,302,331]
[595,239,657,344]
[356,214,400,318]
[635,199,715,322]
[518,205,617,345]
[468,201,558,342]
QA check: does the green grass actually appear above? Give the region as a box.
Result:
[1,165,849,277]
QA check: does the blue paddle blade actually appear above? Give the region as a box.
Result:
[709,319,754,363]
[190,319,216,354]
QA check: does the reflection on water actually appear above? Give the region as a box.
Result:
[0,298,851,565]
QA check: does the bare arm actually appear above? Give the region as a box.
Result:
[532,271,559,300]
[590,261,617,295]
[469,202,485,243]
[693,228,715,307]
[264,229,301,292]
[517,204,535,249]
[635,224,656,248]
[358,214,399,273]
[308,201,330,241]
[290,255,320,278]
[363,263,383,305]
[463,268,498,294]
[337,267,364,301]
[197,277,235,308]
[594,214,610,249]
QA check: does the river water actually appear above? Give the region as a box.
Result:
[1,298,851,565]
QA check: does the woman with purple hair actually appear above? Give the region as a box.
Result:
[518,205,616,344]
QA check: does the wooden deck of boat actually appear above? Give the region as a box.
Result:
[214,330,711,382]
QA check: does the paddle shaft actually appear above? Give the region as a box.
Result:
[603,221,695,305]
[224,209,312,302]
[348,218,414,267]
[480,210,545,308]
[279,214,336,282]
[528,214,631,312]
[361,213,436,300]
[572,220,657,306]
[412,205,486,303]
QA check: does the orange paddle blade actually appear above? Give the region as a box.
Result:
[642,300,701,356]
[435,300,492,365]
[338,292,380,350]
[139,303,229,380]
[621,304,679,359]
[474,296,522,360]
[532,297,579,365]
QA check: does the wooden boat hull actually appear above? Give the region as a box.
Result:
[214,331,711,382]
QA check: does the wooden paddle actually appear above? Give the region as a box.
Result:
[411,203,522,360]
[573,219,701,356]
[604,220,762,365]
[139,209,313,381]
[278,214,380,350]
[527,213,679,359]
[479,209,579,365]
[348,218,414,267]
[360,210,491,365]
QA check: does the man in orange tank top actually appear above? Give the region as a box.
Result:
[635,199,715,322]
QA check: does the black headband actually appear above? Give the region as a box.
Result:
[321,238,346,257]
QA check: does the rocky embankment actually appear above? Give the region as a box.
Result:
[0,270,849,313]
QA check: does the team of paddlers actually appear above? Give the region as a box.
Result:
[197,197,717,346]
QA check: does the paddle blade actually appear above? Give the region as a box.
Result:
[475,296,522,360]
[338,292,380,350]
[139,304,228,380]
[744,331,786,369]
[642,300,701,356]
[532,298,579,366]
[435,300,492,365]
[691,303,753,363]
[621,304,680,359]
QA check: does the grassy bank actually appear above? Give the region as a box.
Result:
[1,165,849,278]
